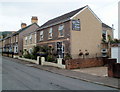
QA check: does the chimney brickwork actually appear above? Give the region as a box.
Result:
[31,16,38,24]
[21,23,27,29]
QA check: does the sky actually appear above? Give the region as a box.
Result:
[0,0,119,38]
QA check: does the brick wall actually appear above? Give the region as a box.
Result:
[66,58,104,69]
[108,59,120,78]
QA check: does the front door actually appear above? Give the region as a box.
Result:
[57,42,64,58]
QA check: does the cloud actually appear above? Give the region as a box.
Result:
[0,0,119,38]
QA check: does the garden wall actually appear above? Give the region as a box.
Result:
[18,57,38,64]
[66,58,104,69]
[108,59,120,78]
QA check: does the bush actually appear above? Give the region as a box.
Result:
[31,46,40,60]
[23,53,31,59]
[64,53,72,61]
[47,55,55,62]
[30,54,36,60]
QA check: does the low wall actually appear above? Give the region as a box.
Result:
[42,62,65,69]
[66,58,104,69]
[18,57,38,64]
[2,53,18,58]
[40,57,65,69]
[108,59,120,78]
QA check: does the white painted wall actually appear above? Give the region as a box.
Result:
[111,47,120,63]
[40,57,65,69]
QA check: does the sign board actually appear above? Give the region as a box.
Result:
[72,20,80,31]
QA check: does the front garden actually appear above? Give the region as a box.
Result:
[22,45,72,64]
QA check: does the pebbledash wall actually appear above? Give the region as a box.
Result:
[70,7,102,59]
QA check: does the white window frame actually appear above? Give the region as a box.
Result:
[11,38,12,43]
[29,35,32,44]
[58,24,64,37]
[16,36,18,42]
[40,31,44,41]
[35,32,36,43]
[48,28,53,39]
[102,30,108,41]
[25,37,28,45]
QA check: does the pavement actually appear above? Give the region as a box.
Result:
[3,56,120,89]
[72,67,108,77]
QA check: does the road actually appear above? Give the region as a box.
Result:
[2,57,118,90]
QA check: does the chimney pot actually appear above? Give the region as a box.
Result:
[21,23,27,29]
[31,16,38,24]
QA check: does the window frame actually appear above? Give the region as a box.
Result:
[29,35,32,44]
[102,30,107,41]
[40,31,44,41]
[58,24,64,37]
[25,37,28,45]
[16,36,18,42]
[48,28,53,39]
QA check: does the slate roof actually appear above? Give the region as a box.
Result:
[17,23,39,33]
[38,6,87,30]
[3,23,39,40]
[102,23,112,29]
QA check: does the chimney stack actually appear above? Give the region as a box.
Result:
[31,16,38,24]
[21,23,27,29]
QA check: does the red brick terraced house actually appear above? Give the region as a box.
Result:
[2,17,39,57]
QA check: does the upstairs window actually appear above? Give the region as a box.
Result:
[58,25,64,37]
[25,37,28,45]
[40,31,44,41]
[11,38,12,43]
[48,28,53,39]
[29,35,32,44]
[16,36,18,42]
[102,30,107,41]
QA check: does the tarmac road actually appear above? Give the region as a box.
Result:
[2,57,118,90]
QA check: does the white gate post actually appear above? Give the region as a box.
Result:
[37,56,40,65]
[41,57,45,65]
[57,58,63,65]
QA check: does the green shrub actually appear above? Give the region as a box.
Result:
[64,53,72,61]
[23,53,31,59]
[47,55,55,62]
